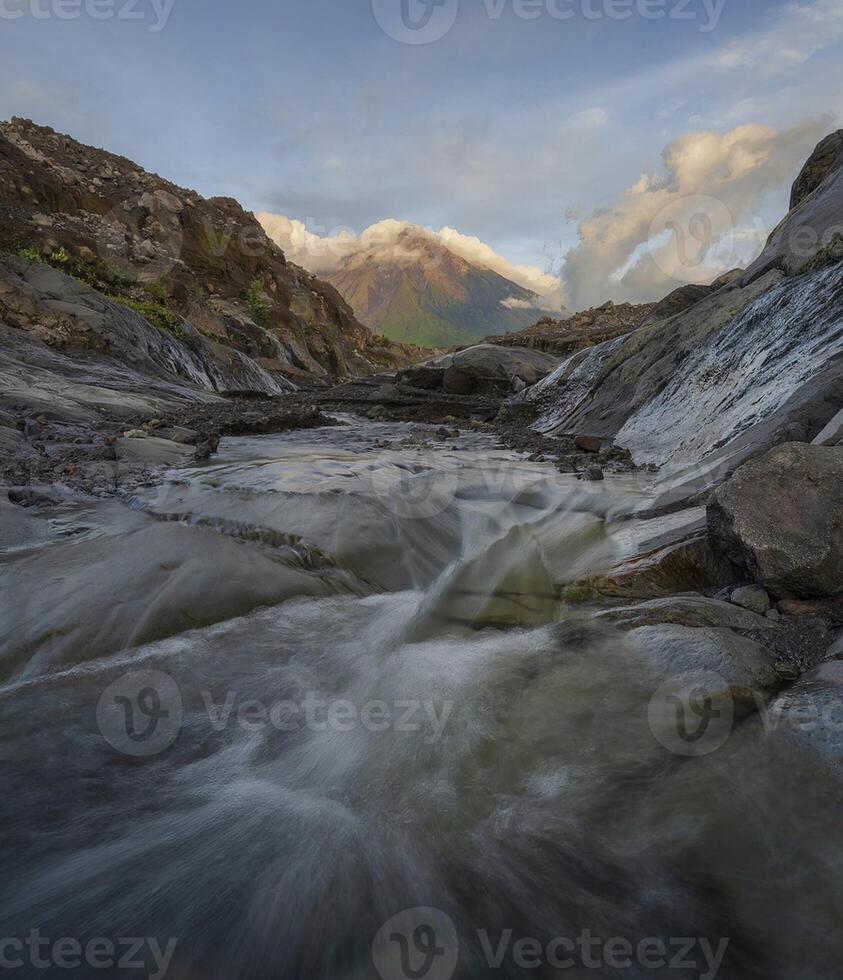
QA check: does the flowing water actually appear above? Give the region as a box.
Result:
[1,418,842,979]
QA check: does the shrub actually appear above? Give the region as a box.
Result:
[16,245,44,263]
[245,278,270,327]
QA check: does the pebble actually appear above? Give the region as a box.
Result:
[730,585,772,616]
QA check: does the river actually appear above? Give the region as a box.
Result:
[1,417,841,979]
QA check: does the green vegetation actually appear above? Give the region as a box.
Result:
[17,245,45,263]
[11,242,184,337]
[245,278,270,327]
[15,243,137,292]
[113,297,185,338]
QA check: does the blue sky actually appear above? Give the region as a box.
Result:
[2,0,842,306]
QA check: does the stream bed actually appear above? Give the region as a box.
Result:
[1,418,841,979]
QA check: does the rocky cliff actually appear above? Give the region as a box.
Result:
[486,300,654,357]
[0,118,416,390]
[524,130,843,496]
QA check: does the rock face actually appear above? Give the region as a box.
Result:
[0,117,415,389]
[399,344,559,396]
[708,443,843,599]
[790,131,843,210]
[741,129,843,283]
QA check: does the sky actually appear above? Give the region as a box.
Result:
[2,0,843,309]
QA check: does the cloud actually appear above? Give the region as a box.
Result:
[258,213,565,310]
[710,0,843,75]
[559,118,832,311]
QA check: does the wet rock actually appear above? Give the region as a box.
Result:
[8,487,61,508]
[759,661,843,765]
[708,443,843,599]
[583,465,604,482]
[731,585,772,616]
[595,593,778,632]
[564,535,736,603]
[626,624,780,696]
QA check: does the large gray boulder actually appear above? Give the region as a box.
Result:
[708,442,843,599]
[400,344,559,396]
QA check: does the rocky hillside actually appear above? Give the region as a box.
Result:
[324,226,545,347]
[487,300,654,357]
[0,118,416,389]
[521,130,843,502]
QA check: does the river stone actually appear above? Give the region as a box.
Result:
[625,624,779,695]
[575,435,602,453]
[731,585,771,615]
[708,442,843,599]
[595,593,777,632]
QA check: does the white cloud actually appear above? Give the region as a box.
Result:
[558,118,832,310]
[710,0,843,75]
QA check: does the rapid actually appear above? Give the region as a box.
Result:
[1,417,842,980]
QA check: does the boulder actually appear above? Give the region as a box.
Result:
[708,443,843,599]
[575,435,602,453]
[400,345,559,396]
